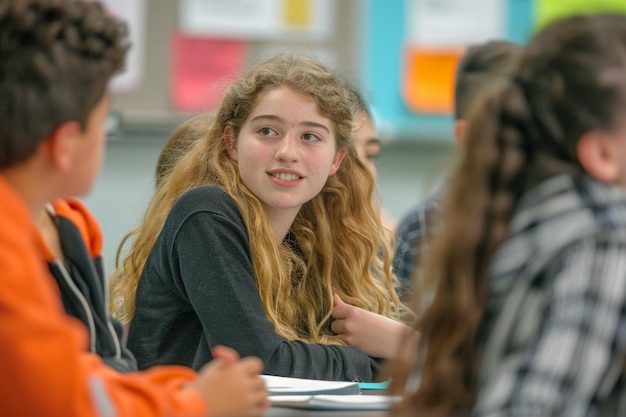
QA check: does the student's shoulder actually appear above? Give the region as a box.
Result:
[0,176,39,251]
[51,198,103,257]
[397,185,446,231]
[173,185,241,220]
[397,200,437,232]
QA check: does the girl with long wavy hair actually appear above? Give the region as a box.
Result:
[391,14,626,417]
[109,53,407,381]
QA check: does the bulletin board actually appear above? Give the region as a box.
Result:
[171,0,334,112]
[108,0,359,127]
[362,0,533,142]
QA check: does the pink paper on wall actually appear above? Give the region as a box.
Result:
[170,33,247,112]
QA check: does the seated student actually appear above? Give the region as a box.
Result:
[116,113,215,267]
[109,53,408,381]
[38,198,137,372]
[350,87,397,233]
[390,13,626,417]
[393,40,522,292]
[0,1,267,416]
[155,112,214,187]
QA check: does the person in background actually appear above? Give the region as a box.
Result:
[393,40,522,294]
[155,112,214,187]
[116,113,215,269]
[350,87,397,233]
[0,1,267,416]
[109,53,408,381]
[327,86,419,359]
[391,13,626,417]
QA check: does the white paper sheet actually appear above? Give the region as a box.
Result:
[269,394,401,410]
[261,375,360,396]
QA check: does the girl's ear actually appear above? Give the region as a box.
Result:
[453,119,468,149]
[329,148,347,176]
[224,126,237,161]
[577,130,620,182]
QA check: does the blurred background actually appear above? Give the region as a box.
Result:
[89,0,615,275]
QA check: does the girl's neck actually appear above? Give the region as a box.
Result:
[266,208,299,244]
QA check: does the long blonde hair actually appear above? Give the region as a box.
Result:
[109,53,401,343]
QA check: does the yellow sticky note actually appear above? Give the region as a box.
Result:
[536,0,626,30]
[283,0,310,28]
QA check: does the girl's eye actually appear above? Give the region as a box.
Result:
[302,132,321,142]
[259,127,277,136]
[366,152,380,161]
[364,143,381,160]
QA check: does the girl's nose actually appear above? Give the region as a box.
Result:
[274,132,299,162]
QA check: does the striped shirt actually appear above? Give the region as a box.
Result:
[474,174,626,417]
[393,186,444,295]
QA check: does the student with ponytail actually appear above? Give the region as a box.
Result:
[392,13,626,417]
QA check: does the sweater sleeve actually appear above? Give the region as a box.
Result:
[165,188,378,381]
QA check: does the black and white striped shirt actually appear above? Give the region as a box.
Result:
[474,174,626,417]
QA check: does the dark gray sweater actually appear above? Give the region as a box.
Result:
[127,185,379,381]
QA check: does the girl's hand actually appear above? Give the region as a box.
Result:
[331,294,418,359]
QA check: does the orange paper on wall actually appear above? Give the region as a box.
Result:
[402,46,463,114]
[170,33,247,112]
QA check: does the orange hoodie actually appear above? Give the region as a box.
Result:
[47,198,104,259]
[0,175,207,417]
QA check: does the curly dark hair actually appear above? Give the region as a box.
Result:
[0,0,129,168]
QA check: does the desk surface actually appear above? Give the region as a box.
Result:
[265,408,387,417]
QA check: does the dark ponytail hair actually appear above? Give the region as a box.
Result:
[391,13,626,417]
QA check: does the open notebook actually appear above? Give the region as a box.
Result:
[269,395,401,411]
[261,375,360,396]
[263,375,399,411]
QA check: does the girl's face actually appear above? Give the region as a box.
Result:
[226,86,346,222]
[352,110,380,177]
